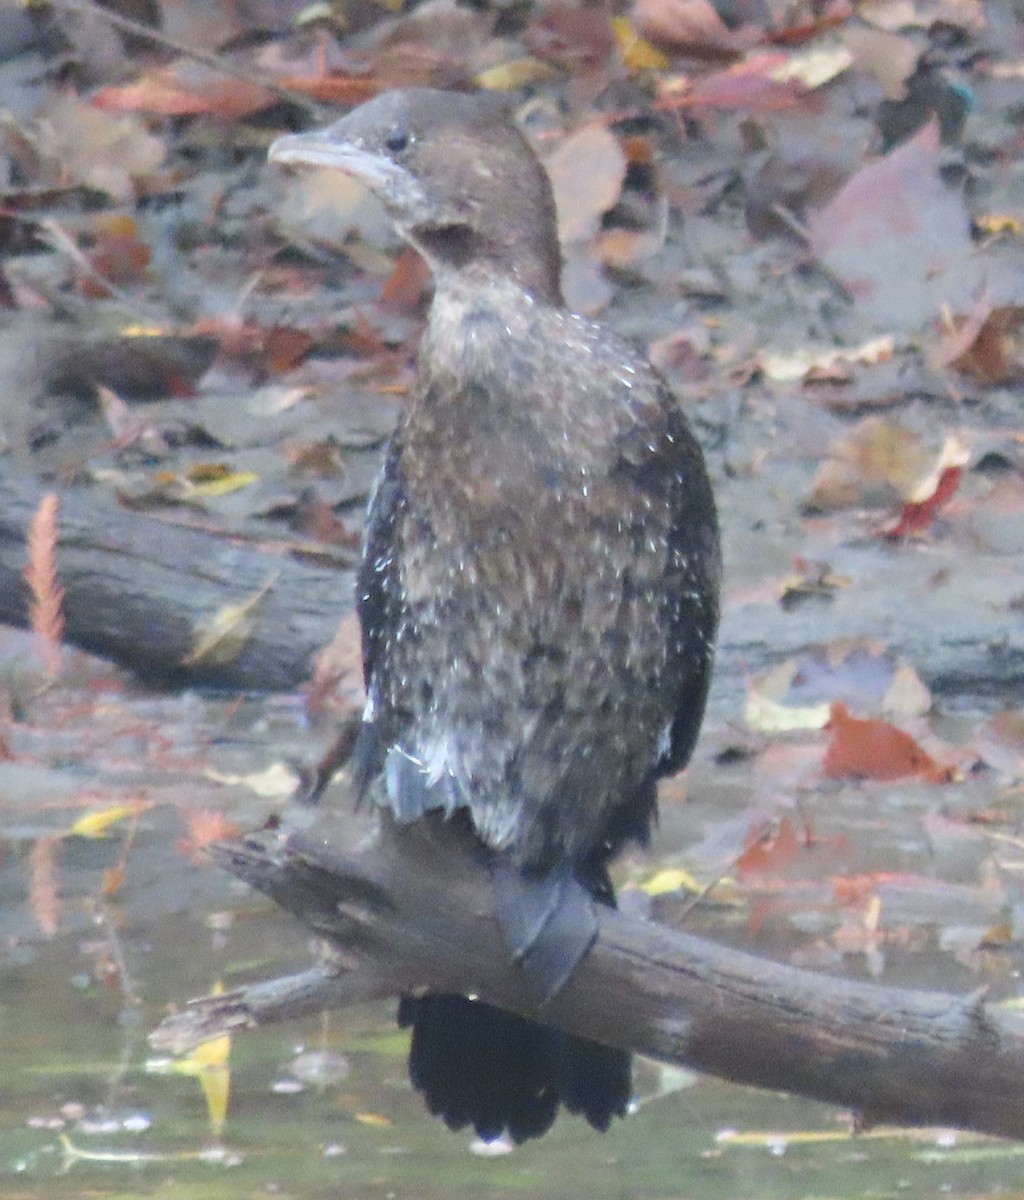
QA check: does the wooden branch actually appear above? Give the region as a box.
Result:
[0,473,351,691]
[151,813,1024,1141]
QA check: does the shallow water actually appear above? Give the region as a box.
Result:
[2,676,1022,1199]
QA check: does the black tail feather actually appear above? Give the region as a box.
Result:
[398,993,630,1143]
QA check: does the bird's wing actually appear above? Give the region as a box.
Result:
[357,435,404,695]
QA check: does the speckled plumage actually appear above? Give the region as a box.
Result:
[363,275,719,871]
[269,87,720,1144]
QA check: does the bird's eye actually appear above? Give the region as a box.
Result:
[384,127,410,153]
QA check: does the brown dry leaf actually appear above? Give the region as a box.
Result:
[948,306,1024,386]
[807,416,931,511]
[883,434,969,538]
[735,818,803,880]
[630,0,744,54]
[29,836,60,939]
[79,214,151,299]
[544,124,628,245]
[306,612,365,716]
[34,95,165,203]
[843,25,920,100]
[24,493,64,679]
[659,54,808,113]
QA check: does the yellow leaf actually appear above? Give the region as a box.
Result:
[188,469,259,497]
[745,686,831,734]
[611,16,670,72]
[639,867,702,896]
[67,801,148,839]
[120,324,167,337]
[975,214,1023,238]
[161,982,232,1138]
[354,1111,392,1127]
[204,761,299,798]
[476,57,557,91]
[182,574,278,668]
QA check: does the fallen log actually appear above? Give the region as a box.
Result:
[0,473,351,691]
[0,470,1023,704]
[151,811,1024,1142]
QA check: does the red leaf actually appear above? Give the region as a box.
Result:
[885,465,963,539]
[823,702,946,782]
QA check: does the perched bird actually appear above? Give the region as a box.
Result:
[269,88,720,1143]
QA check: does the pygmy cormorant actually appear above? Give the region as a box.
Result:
[269,87,720,1143]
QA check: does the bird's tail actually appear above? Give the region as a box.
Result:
[398,993,630,1143]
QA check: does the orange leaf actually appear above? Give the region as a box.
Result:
[823,702,945,781]
[735,817,802,879]
[23,493,64,679]
[177,809,241,862]
[29,836,60,938]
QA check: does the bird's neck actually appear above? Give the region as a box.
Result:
[412,225,563,308]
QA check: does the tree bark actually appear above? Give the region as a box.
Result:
[151,812,1024,1142]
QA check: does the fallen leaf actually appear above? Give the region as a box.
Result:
[949,306,1024,385]
[823,702,947,781]
[204,762,299,799]
[806,416,932,511]
[884,434,968,538]
[611,15,670,71]
[475,57,559,90]
[182,575,278,668]
[808,122,981,329]
[745,666,832,732]
[24,492,64,679]
[68,800,150,839]
[736,818,803,879]
[630,0,744,54]
[767,37,853,88]
[154,982,232,1137]
[884,465,962,538]
[843,25,920,99]
[639,866,703,896]
[93,63,277,120]
[35,94,165,202]
[544,124,628,245]
[177,809,242,861]
[857,0,984,34]
[882,665,933,720]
